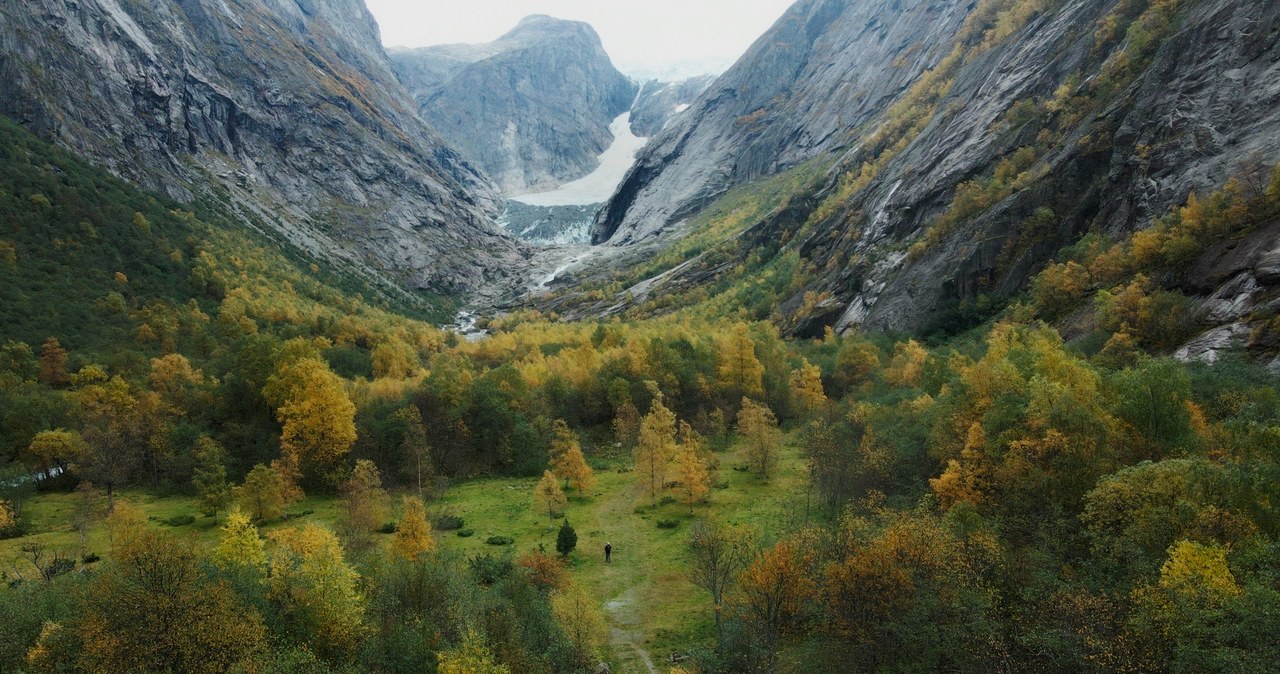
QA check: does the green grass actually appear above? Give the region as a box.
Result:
[2,433,811,673]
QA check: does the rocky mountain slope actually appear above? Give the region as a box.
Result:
[629,76,716,137]
[390,15,637,194]
[0,0,521,303]
[584,0,1280,345]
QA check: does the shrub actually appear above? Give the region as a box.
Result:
[457,528,475,538]
[45,557,75,579]
[659,496,676,506]
[433,513,465,531]
[469,553,513,585]
[378,522,397,534]
[164,514,196,527]
[657,519,680,529]
[82,552,100,564]
[485,535,514,546]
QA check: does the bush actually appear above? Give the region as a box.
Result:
[433,513,465,531]
[164,514,195,527]
[457,528,475,538]
[657,519,680,529]
[45,557,75,579]
[378,522,397,534]
[659,496,676,506]
[485,535,514,546]
[469,553,513,585]
[82,552,100,564]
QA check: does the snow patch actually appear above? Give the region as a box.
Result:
[674,103,690,114]
[510,113,648,206]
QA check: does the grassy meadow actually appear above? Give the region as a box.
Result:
[3,431,809,674]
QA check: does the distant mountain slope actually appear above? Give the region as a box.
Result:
[0,0,521,304]
[390,15,637,194]
[585,0,1280,340]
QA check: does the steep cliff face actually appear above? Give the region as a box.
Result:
[629,76,716,137]
[593,0,973,245]
[0,0,521,301]
[587,0,1280,340]
[390,15,637,194]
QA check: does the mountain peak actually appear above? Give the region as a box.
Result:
[391,15,636,194]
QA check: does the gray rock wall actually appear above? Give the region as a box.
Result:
[590,0,1280,339]
[390,15,637,195]
[0,0,521,300]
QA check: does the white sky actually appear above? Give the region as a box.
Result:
[364,0,797,79]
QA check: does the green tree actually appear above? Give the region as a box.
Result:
[79,528,267,673]
[438,628,510,674]
[192,436,233,522]
[556,520,578,558]
[395,405,435,499]
[267,524,366,661]
[689,518,753,641]
[236,463,298,523]
[339,459,391,553]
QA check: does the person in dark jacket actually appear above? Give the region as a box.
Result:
[605,542,612,563]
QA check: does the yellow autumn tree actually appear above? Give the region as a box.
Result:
[717,323,765,403]
[883,339,927,388]
[236,462,299,523]
[24,429,87,478]
[391,496,435,560]
[790,359,827,415]
[534,470,567,525]
[371,335,419,379]
[929,422,989,510]
[1156,540,1240,600]
[438,628,510,674]
[635,384,677,505]
[551,583,608,667]
[339,459,391,552]
[0,499,15,532]
[264,357,356,473]
[268,524,366,661]
[737,398,781,481]
[673,440,711,513]
[213,507,267,575]
[549,419,596,494]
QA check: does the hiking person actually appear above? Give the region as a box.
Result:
[605,542,612,563]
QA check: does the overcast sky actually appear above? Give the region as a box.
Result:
[363,0,797,79]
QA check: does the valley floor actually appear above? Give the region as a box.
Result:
[2,431,810,673]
